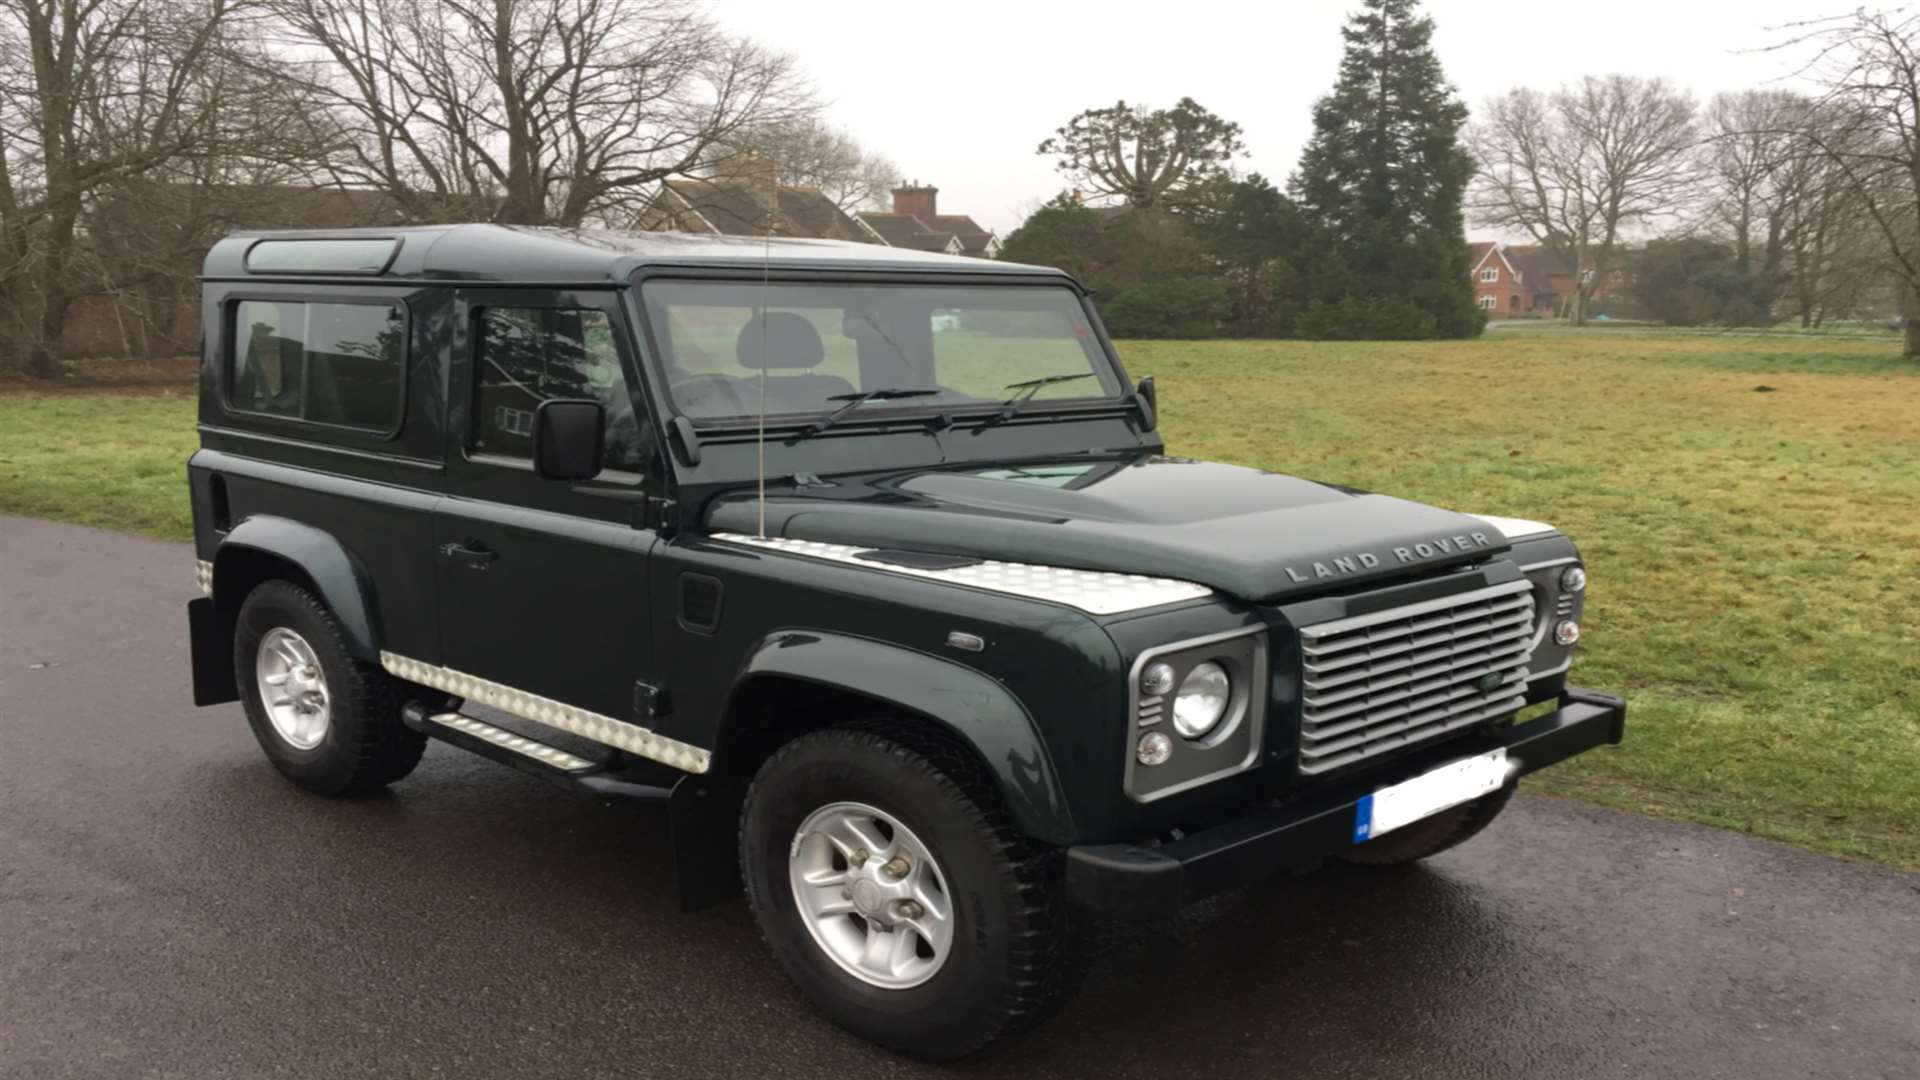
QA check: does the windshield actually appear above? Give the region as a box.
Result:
[637,281,1122,422]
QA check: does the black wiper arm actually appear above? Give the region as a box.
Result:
[798,387,941,438]
[984,372,1097,426]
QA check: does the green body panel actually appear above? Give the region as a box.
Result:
[729,629,1075,844]
[648,537,1132,844]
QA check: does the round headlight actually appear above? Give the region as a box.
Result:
[1136,731,1172,766]
[1561,565,1587,593]
[1554,619,1581,646]
[1172,661,1232,739]
[1140,661,1176,697]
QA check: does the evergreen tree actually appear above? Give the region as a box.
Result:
[1193,174,1306,337]
[1291,0,1481,339]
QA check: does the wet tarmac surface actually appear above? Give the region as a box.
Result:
[3,516,1916,1079]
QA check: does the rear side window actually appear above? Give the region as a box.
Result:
[230,300,404,432]
[473,307,644,471]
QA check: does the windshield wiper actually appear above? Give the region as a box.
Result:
[981,372,1097,427]
[798,387,941,438]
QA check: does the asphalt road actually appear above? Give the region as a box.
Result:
[3,515,1917,1079]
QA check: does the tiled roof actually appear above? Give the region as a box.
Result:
[857,211,990,255]
[858,212,938,246]
[1504,245,1570,296]
[663,179,869,242]
[928,214,995,254]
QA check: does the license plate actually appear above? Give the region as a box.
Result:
[1353,749,1509,843]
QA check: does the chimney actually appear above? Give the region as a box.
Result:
[724,149,780,193]
[892,183,938,221]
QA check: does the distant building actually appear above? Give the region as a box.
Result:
[1470,241,1608,317]
[645,168,999,258]
[646,154,875,244]
[856,185,1000,258]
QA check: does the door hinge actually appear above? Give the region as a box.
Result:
[634,679,672,719]
[644,496,679,533]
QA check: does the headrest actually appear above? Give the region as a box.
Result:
[736,312,825,370]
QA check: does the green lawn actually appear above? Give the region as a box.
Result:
[3,329,1917,867]
[0,390,197,539]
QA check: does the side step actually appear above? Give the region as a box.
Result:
[402,703,672,801]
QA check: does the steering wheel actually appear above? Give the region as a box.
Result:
[672,373,750,417]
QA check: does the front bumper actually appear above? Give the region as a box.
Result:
[1066,687,1626,919]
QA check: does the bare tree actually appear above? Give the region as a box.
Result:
[0,0,285,376]
[272,0,815,227]
[1704,90,1805,276]
[1768,9,1920,355]
[1470,75,1699,324]
[1699,89,1889,327]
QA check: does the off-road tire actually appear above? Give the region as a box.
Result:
[1336,784,1516,866]
[739,728,1079,1060]
[234,580,426,795]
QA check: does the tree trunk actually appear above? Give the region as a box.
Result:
[1901,280,1920,359]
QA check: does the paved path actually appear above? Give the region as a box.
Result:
[2,515,1915,1079]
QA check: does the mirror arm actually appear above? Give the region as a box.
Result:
[670,415,703,466]
[1133,375,1158,432]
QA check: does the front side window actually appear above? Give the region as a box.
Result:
[638,281,1121,422]
[473,307,646,471]
[231,300,403,431]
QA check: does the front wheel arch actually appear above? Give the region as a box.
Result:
[712,633,1077,847]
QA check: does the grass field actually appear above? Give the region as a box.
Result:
[2,328,1916,867]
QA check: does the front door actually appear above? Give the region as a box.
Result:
[431,288,663,736]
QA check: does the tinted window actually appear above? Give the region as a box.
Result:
[231,301,403,431]
[639,282,1118,421]
[474,308,645,471]
[246,239,398,274]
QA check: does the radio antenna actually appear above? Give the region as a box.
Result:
[755,153,773,539]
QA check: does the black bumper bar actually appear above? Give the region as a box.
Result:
[1066,688,1626,919]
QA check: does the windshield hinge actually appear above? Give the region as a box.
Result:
[643,496,679,534]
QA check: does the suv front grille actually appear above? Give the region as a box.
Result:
[1296,579,1535,775]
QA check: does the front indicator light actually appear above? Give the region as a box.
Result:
[1554,619,1581,646]
[1141,662,1176,696]
[1172,661,1231,739]
[1136,731,1173,766]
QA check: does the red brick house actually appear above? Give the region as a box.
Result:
[1470,241,1606,318]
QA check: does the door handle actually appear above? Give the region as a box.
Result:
[439,540,498,568]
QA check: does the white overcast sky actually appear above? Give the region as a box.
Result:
[710,0,1838,237]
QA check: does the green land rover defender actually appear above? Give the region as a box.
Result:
[185,224,1624,1059]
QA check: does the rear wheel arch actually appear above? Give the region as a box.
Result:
[211,517,381,661]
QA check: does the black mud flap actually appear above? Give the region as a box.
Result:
[669,775,746,912]
[189,597,239,706]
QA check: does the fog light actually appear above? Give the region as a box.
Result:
[1553,619,1581,646]
[1141,662,1176,696]
[1561,565,1587,593]
[1136,731,1172,766]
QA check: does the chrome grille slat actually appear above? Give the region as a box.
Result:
[1295,580,1535,776]
[1296,697,1525,773]
[1303,596,1533,660]
[1302,611,1535,684]
[1305,653,1528,718]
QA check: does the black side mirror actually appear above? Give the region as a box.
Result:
[533,399,605,481]
[1134,375,1158,432]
